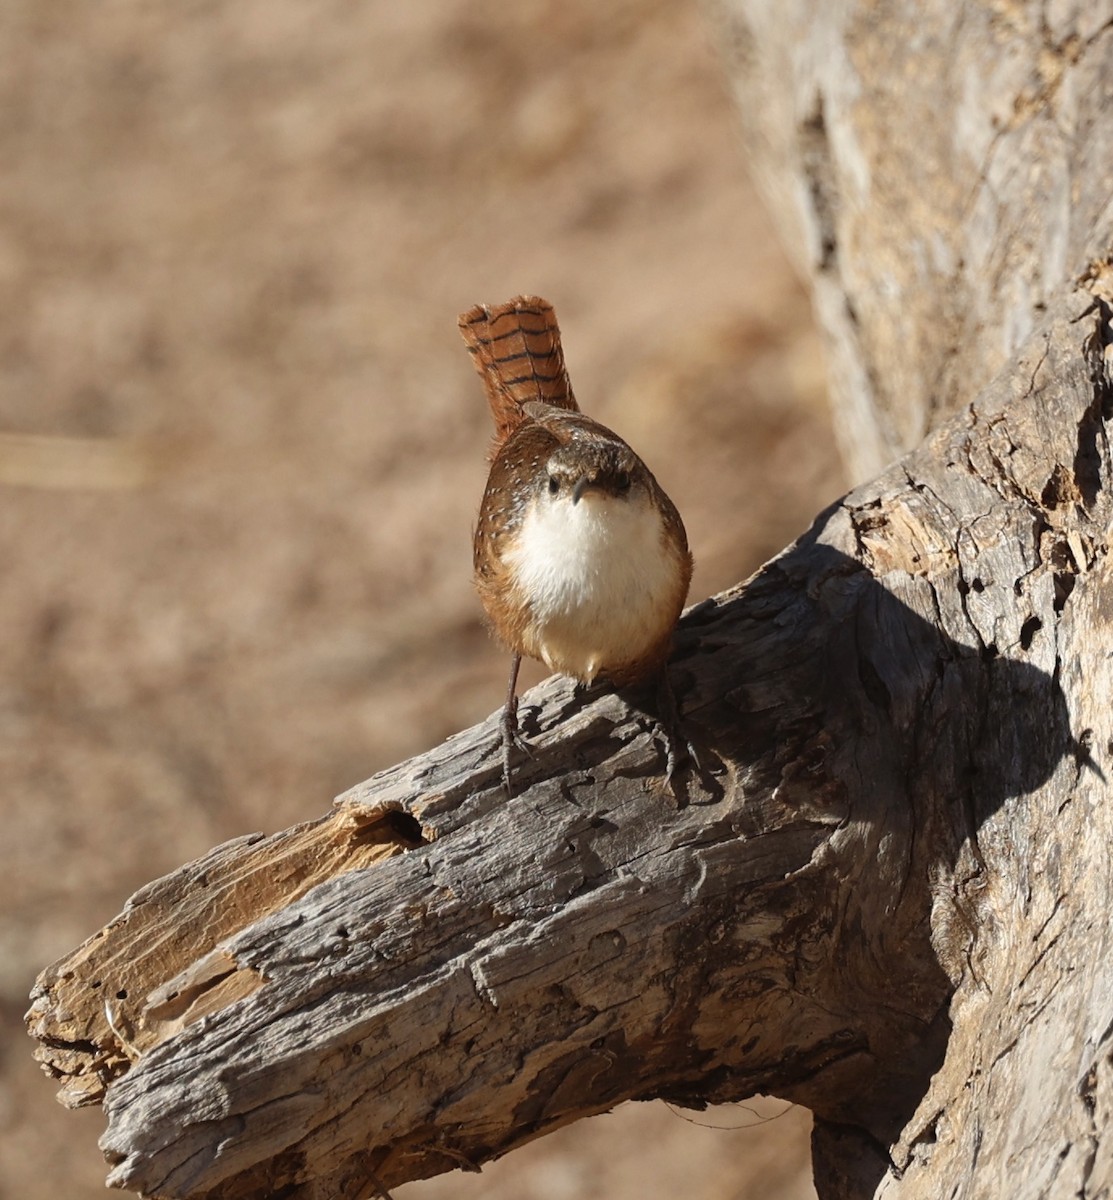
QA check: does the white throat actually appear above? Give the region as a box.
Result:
[505,490,679,682]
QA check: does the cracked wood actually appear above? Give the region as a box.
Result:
[26,285,1113,1199]
[26,3,1113,1197]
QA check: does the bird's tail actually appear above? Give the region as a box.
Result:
[458,295,579,455]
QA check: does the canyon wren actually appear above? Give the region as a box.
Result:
[459,295,694,794]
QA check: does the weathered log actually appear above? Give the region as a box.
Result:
[26,278,1113,1198]
[28,2,1113,1196]
[708,0,1113,480]
[704,2,1113,1192]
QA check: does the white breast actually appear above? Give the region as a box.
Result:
[504,491,682,682]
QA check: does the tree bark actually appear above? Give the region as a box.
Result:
[26,280,1113,1198]
[26,4,1113,1200]
[707,0,1113,481]
[704,0,1113,1193]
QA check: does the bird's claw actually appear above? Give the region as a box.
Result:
[656,668,698,804]
[500,691,534,797]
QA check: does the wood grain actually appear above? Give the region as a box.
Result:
[26,4,1113,1197]
[709,0,1113,481]
[27,283,1113,1199]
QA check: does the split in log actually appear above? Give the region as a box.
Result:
[26,280,1113,1198]
[28,1,1113,1195]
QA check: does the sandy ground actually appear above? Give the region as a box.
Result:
[0,2,844,1197]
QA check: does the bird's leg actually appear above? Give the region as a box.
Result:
[501,653,533,795]
[655,665,698,798]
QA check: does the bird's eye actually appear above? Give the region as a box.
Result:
[615,471,631,492]
[548,475,560,495]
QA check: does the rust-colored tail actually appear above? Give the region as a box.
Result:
[459,296,579,454]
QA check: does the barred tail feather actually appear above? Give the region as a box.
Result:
[459,296,579,454]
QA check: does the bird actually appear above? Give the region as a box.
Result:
[459,295,693,794]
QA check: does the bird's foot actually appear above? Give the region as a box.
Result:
[500,694,534,797]
[656,668,699,803]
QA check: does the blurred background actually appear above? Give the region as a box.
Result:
[0,1,845,1196]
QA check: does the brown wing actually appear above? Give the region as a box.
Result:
[459,295,579,459]
[472,421,564,649]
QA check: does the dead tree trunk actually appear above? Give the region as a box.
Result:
[707,1,1113,1193]
[25,4,1113,1200]
[25,284,1113,1199]
[708,0,1113,483]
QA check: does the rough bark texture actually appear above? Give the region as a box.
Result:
[25,4,1113,1199]
[708,0,1113,480]
[26,281,1113,1198]
[703,0,1113,1194]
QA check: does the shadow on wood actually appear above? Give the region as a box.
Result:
[27,288,1105,1200]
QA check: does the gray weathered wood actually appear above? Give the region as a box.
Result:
[707,0,1113,481]
[27,3,1113,1197]
[704,1,1113,1194]
[26,281,1113,1198]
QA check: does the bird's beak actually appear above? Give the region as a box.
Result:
[572,476,593,505]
